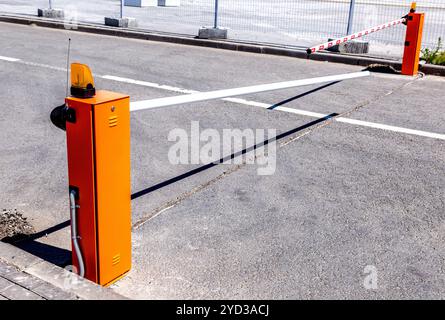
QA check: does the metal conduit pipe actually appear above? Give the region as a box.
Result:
[70,190,85,277]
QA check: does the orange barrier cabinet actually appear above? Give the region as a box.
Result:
[65,90,131,286]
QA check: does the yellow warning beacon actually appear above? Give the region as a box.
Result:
[70,63,96,98]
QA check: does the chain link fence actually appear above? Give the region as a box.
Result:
[348,0,444,53]
[125,0,214,36]
[0,0,444,56]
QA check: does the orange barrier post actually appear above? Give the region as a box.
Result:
[402,3,425,76]
[51,63,133,286]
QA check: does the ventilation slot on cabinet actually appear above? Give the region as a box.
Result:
[108,116,118,128]
[112,254,121,266]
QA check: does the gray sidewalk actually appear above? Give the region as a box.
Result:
[0,259,77,300]
[0,242,127,300]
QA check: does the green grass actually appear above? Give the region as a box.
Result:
[421,38,445,66]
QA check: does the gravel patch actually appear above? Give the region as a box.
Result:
[0,209,35,242]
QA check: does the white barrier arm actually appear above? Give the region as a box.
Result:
[130,71,370,112]
[307,18,406,54]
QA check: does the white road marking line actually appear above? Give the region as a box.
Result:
[101,75,197,94]
[0,55,20,62]
[231,96,445,140]
[21,60,67,72]
[2,56,444,141]
[225,97,328,118]
[336,117,445,140]
[0,56,69,72]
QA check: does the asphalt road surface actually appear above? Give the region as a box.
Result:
[0,21,444,299]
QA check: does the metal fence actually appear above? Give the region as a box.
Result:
[0,0,444,57]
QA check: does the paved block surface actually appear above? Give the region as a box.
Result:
[0,259,77,300]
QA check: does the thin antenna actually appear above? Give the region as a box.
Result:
[66,38,71,97]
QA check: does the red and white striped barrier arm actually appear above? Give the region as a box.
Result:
[306,17,406,54]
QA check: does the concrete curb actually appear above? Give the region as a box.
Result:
[0,241,127,300]
[0,13,444,77]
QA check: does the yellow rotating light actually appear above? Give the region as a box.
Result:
[70,63,96,98]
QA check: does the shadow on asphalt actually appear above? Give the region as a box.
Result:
[131,112,339,200]
[131,80,343,201]
[3,220,71,267]
[268,81,341,110]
